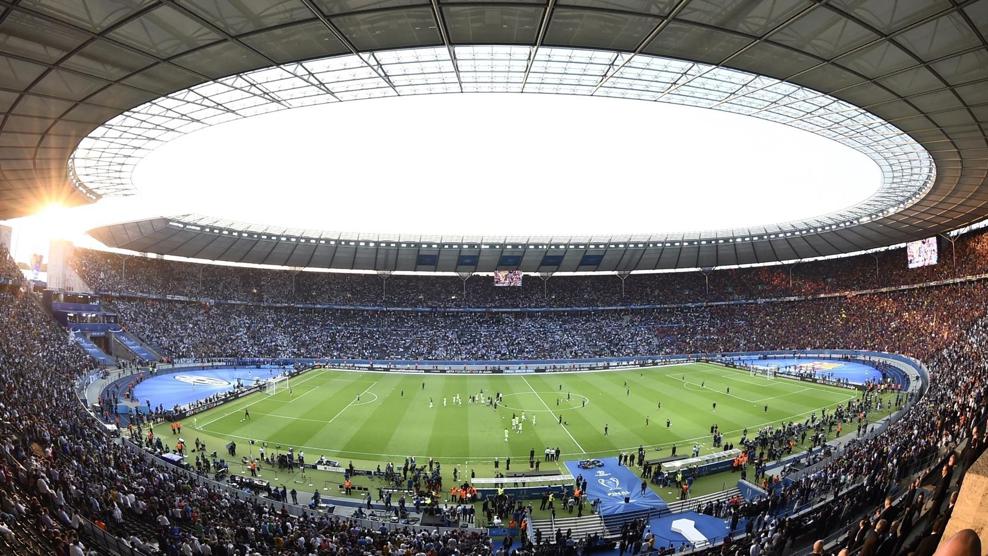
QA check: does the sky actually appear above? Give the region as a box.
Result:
[2,92,881,263]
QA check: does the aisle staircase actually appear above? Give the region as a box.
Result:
[600,507,662,538]
[665,486,742,515]
[530,487,744,544]
[530,513,607,545]
[111,330,161,362]
[72,333,115,365]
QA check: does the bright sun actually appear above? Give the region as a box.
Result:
[3,203,92,264]
[1,197,163,264]
[24,203,83,239]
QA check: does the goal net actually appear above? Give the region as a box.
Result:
[262,374,292,396]
[749,365,776,379]
[265,379,279,396]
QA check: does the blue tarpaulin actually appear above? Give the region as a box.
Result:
[132,366,286,409]
[724,356,881,385]
[564,457,667,516]
[647,511,730,550]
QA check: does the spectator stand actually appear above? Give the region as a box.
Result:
[9,241,988,556]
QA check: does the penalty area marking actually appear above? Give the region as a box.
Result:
[324,381,378,426]
[676,374,832,406]
[203,381,379,431]
[350,391,379,406]
[752,387,811,404]
[695,363,859,397]
[195,368,328,429]
[678,378,761,404]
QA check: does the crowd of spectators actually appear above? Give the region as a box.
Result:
[686,301,988,556]
[0,266,493,555]
[0,243,23,283]
[2,241,987,555]
[72,228,988,308]
[103,279,986,363]
[0,286,97,555]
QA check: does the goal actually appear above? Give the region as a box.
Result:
[263,375,292,396]
[749,365,775,380]
[265,379,279,396]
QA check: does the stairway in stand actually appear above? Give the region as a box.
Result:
[530,513,607,544]
[112,330,161,361]
[665,486,743,514]
[529,486,743,544]
[72,332,115,365]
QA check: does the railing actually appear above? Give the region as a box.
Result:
[111,330,160,361]
[109,435,488,534]
[130,349,930,376]
[52,301,101,313]
[0,421,150,555]
[68,322,119,332]
[79,349,932,556]
[759,446,948,556]
[77,518,150,556]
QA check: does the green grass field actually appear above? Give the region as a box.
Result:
[162,362,883,502]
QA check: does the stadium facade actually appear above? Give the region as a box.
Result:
[0,1,985,270]
[1,3,988,556]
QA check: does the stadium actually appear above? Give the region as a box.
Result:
[0,1,987,556]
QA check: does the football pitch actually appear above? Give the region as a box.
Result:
[173,362,866,475]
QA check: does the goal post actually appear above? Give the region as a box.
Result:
[749,365,775,379]
[263,374,292,396]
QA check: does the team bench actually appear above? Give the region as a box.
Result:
[507,470,563,478]
[644,455,688,467]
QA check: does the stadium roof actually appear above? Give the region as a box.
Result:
[3,0,988,271]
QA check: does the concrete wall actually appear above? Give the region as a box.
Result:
[0,224,10,253]
[941,449,988,555]
[48,240,91,292]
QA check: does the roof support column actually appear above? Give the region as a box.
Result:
[538,272,554,300]
[379,271,393,302]
[939,234,957,277]
[457,272,472,300]
[616,271,631,298]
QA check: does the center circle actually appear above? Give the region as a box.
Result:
[498,391,589,413]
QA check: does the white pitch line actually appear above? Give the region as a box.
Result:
[676,366,850,403]
[687,367,786,390]
[262,385,318,403]
[349,391,380,406]
[196,395,270,429]
[521,376,586,454]
[195,369,327,429]
[677,378,761,403]
[324,381,378,427]
[200,392,864,462]
[696,364,856,396]
[266,381,325,404]
[753,387,811,403]
[248,412,340,424]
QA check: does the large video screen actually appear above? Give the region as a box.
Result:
[493,270,523,287]
[906,237,938,269]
